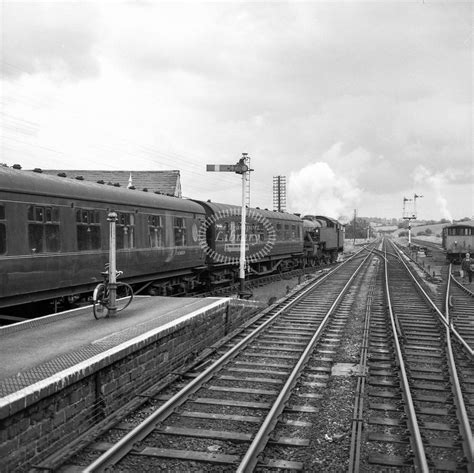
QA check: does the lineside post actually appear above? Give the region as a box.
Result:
[107,211,118,316]
[207,153,253,298]
[239,165,247,296]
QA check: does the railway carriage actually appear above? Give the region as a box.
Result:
[441,223,474,263]
[0,167,206,308]
[0,166,345,311]
[194,201,304,285]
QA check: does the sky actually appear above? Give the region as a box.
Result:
[0,1,472,223]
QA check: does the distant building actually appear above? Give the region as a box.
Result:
[40,170,182,197]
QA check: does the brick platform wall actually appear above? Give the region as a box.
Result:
[0,299,261,472]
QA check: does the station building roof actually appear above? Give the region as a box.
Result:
[38,170,182,198]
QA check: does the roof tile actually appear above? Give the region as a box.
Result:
[40,170,181,197]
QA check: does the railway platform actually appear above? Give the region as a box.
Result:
[1,296,224,389]
[0,295,261,471]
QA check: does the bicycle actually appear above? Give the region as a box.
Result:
[92,265,134,319]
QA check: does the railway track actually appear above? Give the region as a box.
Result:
[354,239,473,472]
[35,239,474,472]
[448,274,474,354]
[43,246,374,471]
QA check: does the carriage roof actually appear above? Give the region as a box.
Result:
[0,167,204,214]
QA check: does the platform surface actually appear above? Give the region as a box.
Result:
[0,296,226,397]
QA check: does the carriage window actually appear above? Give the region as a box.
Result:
[0,205,5,254]
[257,223,265,242]
[215,222,226,241]
[276,223,282,238]
[76,209,101,251]
[216,221,240,242]
[116,212,135,249]
[28,205,60,253]
[447,227,473,236]
[148,215,163,248]
[0,224,5,254]
[174,217,187,246]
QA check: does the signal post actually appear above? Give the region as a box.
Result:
[207,153,252,298]
[402,193,423,247]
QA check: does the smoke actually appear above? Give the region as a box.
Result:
[288,160,362,218]
[413,165,453,221]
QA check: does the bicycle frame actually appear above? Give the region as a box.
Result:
[92,267,133,319]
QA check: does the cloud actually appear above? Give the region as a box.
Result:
[2,3,101,80]
[288,151,363,218]
[1,2,471,221]
[413,165,453,221]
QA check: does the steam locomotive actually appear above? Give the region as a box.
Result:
[0,166,344,310]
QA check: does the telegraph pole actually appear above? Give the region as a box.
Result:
[207,153,253,298]
[272,176,287,212]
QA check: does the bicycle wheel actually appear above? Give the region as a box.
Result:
[92,283,109,319]
[115,282,134,312]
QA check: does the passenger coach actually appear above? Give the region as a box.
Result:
[195,201,304,285]
[0,167,205,308]
[0,166,345,311]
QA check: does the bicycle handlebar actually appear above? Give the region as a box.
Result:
[100,269,124,278]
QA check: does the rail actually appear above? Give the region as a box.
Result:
[236,248,375,471]
[445,271,474,467]
[383,244,429,472]
[392,243,473,357]
[84,247,370,472]
[387,239,474,470]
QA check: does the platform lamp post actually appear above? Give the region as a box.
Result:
[107,211,118,316]
[207,153,253,298]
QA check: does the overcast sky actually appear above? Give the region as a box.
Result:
[1,1,472,222]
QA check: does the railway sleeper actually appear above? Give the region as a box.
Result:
[88,441,306,470]
[89,441,240,465]
[368,453,417,469]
